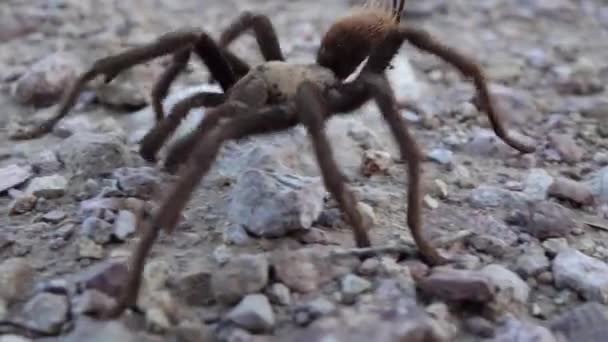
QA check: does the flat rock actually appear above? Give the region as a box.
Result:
[0,164,33,193]
[211,254,269,305]
[553,248,608,303]
[168,265,214,306]
[523,168,554,201]
[548,177,595,206]
[469,185,528,209]
[112,210,137,241]
[480,264,530,313]
[417,269,495,303]
[226,294,275,334]
[24,174,67,199]
[228,168,326,238]
[512,201,576,239]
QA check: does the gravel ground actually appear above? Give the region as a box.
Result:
[1,0,608,341]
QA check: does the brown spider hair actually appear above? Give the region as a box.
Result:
[317,0,405,79]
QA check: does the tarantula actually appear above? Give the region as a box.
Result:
[12,0,536,318]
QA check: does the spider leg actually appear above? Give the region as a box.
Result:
[101,104,298,319]
[364,27,536,154]
[360,73,446,266]
[150,47,192,123]
[139,91,226,162]
[10,30,236,140]
[218,11,285,61]
[294,82,371,249]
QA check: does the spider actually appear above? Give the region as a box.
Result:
[13,0,536,319]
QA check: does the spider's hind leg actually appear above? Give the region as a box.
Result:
[218,11,285,61]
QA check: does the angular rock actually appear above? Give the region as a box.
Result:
[553,248,608,303]
[81,216,114,245]
[11,52,82,107]
[9,194,37,215]
[112,210,137,241]
[72,261,129,299]
[226,294,275,334]
[292,297,337,326]
[29,150,62,174]
[361,149,392,177]
[228,169,326,238]
[417,269,495,303]
[515,249,550,277]
[24,174,67,199]
[63,317,136,342]
[77,238,104,259]
[480,264,530,312]
[266,283,291,306]
[41,210,67,224]
[168,265,214,306]
[523,168,554,201]
[271,247,357,294]
[341,273,372,302]
[56,133,130,178]
[21,292,69,334]
[211,254,269,304]
[0,164,33,193]
[512,201,576,239]
[427,148,453,165]
[112,167,161,200]
[548,177,595,206]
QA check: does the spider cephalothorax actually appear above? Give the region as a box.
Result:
[10,0,536,319]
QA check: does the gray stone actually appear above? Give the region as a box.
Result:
[112,167,161,200]
[548,177,595,206]
[515,250,550,277]
[226,294,275,334]
[77,238,104,259]
[223,224,252,246]
[516,201,576,239]
[24,174,67,199]
[523,169,554,201]
[493,317,556,342]
[341,273,372,300]
[21,292,69,334]
[553,248,608,303]
[543,238,569,257]
[56,133,130,178]
[41,210,67,224]
[0,336,32,342]
[293,297,337,326]
[81,216,114,245]
[427,148,453,165]
[266,283,291,306]
[112,210,136,241]
[469,185,528,209]
[0,164,33,193]
[11,52,82,107]
[228,168,326,238]
[29,150,62,174]
[168,265,214,306]
[587,166,608,204]
[73,261,129,298]
[63,317,136,342]
[480,264,530,312]
[211,254,269,304]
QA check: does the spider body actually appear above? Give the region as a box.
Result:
[10,0,537,319]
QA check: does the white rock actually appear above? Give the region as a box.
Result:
[0,164,33,193]
[25,174,67,198]
[226,294,275,334]
[553,248,608,303]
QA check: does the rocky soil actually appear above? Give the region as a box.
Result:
[1,0,608,341]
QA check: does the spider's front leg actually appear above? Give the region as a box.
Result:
[10,30,237,141]
[364,27,537,155]
[101,104,299,319]
[294,82,371,250]
[218,11,285,62]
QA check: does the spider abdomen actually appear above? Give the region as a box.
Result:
[253,61,337,102]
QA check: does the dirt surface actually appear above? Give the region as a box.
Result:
[1,0,608,341]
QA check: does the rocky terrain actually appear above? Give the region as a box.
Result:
[1,0,608,340]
